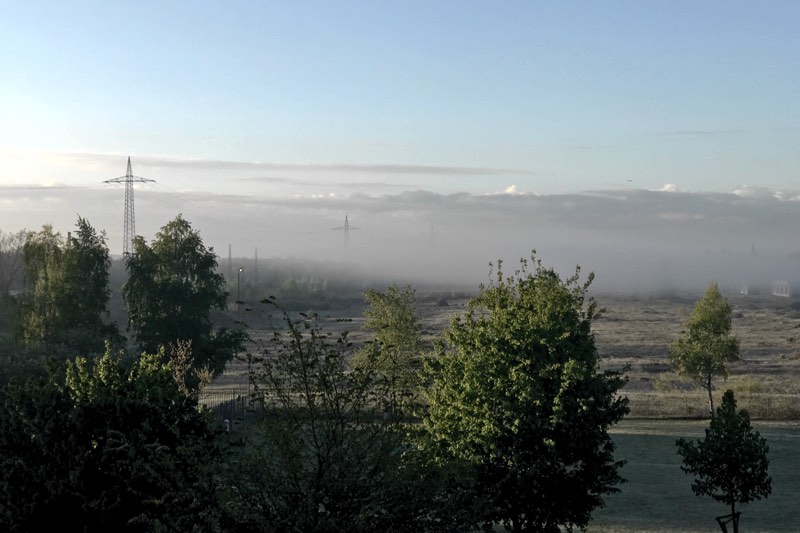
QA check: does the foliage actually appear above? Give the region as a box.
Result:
[14,218,118,356]
[124,215,245,385]
[422,254,629,532]
[353,284,422,413]
[0,346,225,531]
[677,390,771,532]
[0,228,26,296]
[14,224,63,347]
[222,300,456,532]
[670,282,740,418]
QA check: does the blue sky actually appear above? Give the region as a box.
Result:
[1,2,799,277]
[2,1,797,193]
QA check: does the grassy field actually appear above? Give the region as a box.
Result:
[590,419,800,532]
[214,291,800,419]
[207,292,800,531]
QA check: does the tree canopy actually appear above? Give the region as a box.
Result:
[224,301,443,531]
[670,282,739,418]
[0,228,26,297]
[422,255,628,532]
[0,346,225,531]
[14,218,117,356]
[354,284,422,412]
[677,389,771,533]
[124,215,244,382]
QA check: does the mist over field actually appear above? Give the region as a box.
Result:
[3,181,800,295]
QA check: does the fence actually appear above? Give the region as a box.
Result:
[199,388,252,422]
[626,391,800,419]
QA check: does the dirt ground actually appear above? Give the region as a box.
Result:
[212,289,800,418]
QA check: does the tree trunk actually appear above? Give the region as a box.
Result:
[731,502,738,533]
[706,376,715,419]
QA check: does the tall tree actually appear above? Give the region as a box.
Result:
[124,215,243,382]
[15,218,116,355]
[15,225,63,347]
[0,229,28,338]
[354,284,422,412]
[422,255,628,532]
[677,390,771,533]
[224,301,442,531]
[0,347,225,531]
[58,218,118,353]
[670,282,739,418]
[0,229,26,296]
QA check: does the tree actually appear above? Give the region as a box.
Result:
[677,390,771,533]
[354,284,422,413]
[14,218,117,355]
[670,282,739,418]
[0,228,26,296]
[422,255,629,532]
[0,346,225,531]
[124,215,244,383]
[0,229,26,339]
[14,224,63,347]
[222,300,452,531]
[56,218,119,353]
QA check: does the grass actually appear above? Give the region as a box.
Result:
[210,293,800,529]
[590,419,800,532]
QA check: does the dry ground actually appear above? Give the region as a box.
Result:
[211,290,800,419]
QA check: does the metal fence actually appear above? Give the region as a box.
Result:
[199,388,252,422]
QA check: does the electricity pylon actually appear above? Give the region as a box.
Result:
[332,214,360,262]
[104,157,155,256]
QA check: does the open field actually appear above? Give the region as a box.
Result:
[592,293,800,418]
[212,290,800,420]
[201,291,800,531]
[590,419,800,532]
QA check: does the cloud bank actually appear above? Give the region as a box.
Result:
[2,185,799,294]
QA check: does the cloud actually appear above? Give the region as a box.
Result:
[237,176,414,189]
[130,155,533,177]
[657,212,704,222]
[4,185,800,293]
[653,129,737,137]
[734,185,781,200]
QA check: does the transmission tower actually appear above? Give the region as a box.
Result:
[332,214,360,262]
[104,157,155,256]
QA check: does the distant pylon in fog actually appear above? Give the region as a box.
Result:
[333,215,360,262]
[104,157,155,256]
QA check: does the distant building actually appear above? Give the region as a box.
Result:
[771,280,792,298]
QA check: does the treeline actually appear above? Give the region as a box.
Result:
[223,255,472,311]
[0,216,772,532]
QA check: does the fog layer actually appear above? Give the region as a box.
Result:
[2,185,799,294]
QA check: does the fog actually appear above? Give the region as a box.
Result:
[2,183,800,295]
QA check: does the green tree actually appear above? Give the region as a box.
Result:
[422,255,628,532]
[15,224,63,347]
[677,390,771,533]
[354,284,422,412]
[0,229,27,345]
[57,218,119,353]
[0,346,225,531]
[0,228,26,296]
[15,218,117,355]
[223,300,453,531]
[124,215,244,383]
[670,282,740,418]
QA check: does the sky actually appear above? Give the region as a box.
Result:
[1,1,799,291]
